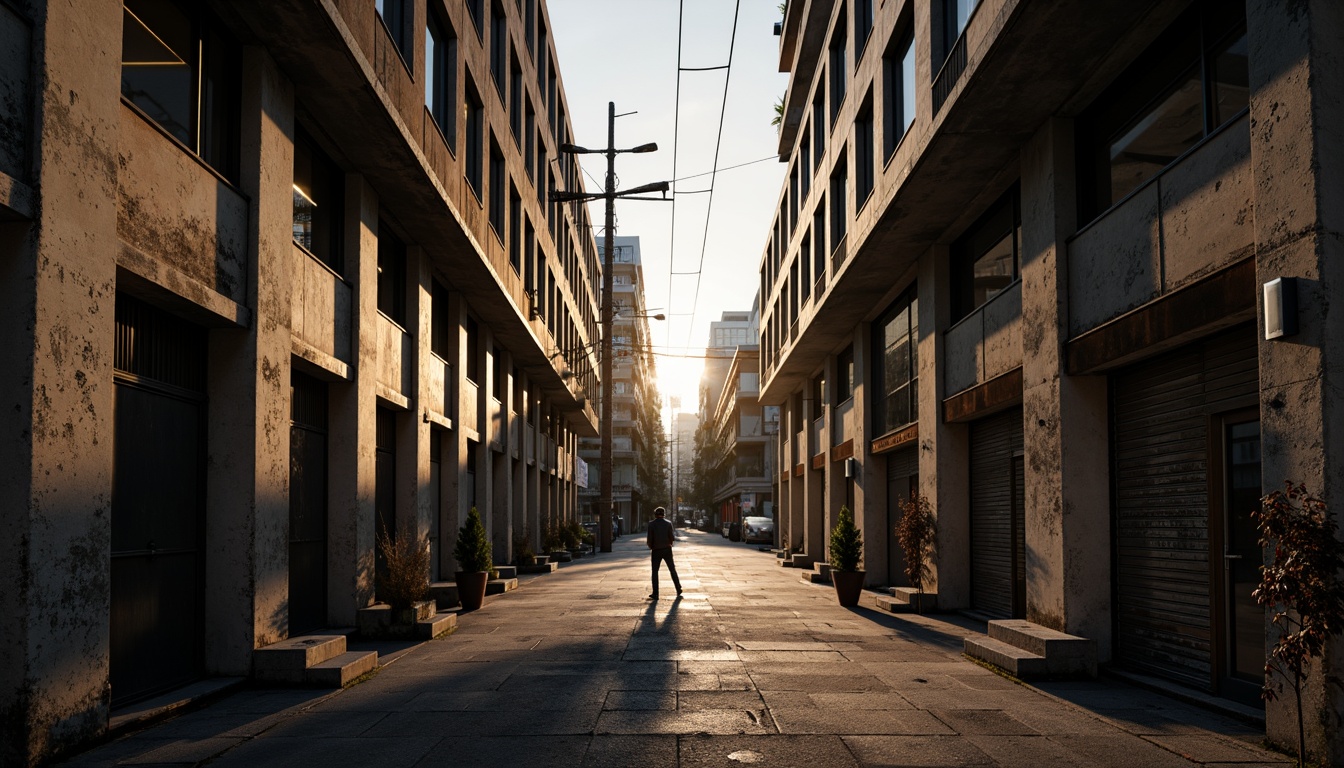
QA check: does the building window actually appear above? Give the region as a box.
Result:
[953,186,1020,319]
[509,187,523,274]
[800,232,813,304]
[465,80,484,199]
[492,346,503,399]
[293,128,344,274]
[121,0,240,181]
[883,25,916,160]
[466,316,480,382]
[1078,0,1247,220]
[799,130,811,200]
[874,287,918,436]
[811,89,826,168]
[431,279,451,359]
[812,199,826,288]
[510,54,523,147]
[490,2,507,99]
[426,9,457,148]
[836,345,855,403]
[854,0,874,58]
[466,0,484,39]
[855,93,874,208]
[939,0,978,64]
[375,0,408,61]
[489,136,506,240]
[829,151,847,255]
[377,220,407,326]
[828,8,848,127]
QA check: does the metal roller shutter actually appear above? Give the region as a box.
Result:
[970,407,1023,618]
[1112,327,1258,690]
[886,446,919,585]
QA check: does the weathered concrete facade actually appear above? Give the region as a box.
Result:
[1,1,599,764]
[760,0,1344,760]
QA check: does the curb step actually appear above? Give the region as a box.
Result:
[253,635,347,684]
[964,620,1097,679]
[417,611,458,640]
[306,650,378,687]
[964,635,1049,678]
[486,577,519,595]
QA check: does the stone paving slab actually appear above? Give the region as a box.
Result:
[65,529,1294,767]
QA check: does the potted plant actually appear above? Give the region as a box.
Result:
[896,492,937,614]
[829,505,865,607]
[560,521,581,555]
[374,530,432,630]
[453,507,492,611]
[513,532,536,567]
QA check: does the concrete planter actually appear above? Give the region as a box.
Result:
[455,571,489,611]
[831,570,866,607]
[357,599,434,638]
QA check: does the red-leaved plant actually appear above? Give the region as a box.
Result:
[1253,481,1344,766]
[896,492,937,614]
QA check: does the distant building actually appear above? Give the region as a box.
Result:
[761,0,1344,760]
[578,236,665,533]
[1,1,600,764]
[696,303,776,530]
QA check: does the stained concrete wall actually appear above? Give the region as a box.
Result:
[1,2,121,764]
[1247,0,1344,761]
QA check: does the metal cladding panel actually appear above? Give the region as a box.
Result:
[1112,326,1258,691]
[969,407,1023,619]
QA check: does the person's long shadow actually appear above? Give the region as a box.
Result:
[638,594,684,634]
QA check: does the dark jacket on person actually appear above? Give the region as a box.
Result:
[646,517,675,549]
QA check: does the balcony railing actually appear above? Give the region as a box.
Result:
[832,398,854,447]
[932,33,968,116]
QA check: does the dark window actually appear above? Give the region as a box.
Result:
[829,151,847,254]
[431,279,451,359]
[121,0,240,181]
[855,94,874,208]
[800,233,813,304]
[426,9,457,148]
[293,128,344,274]
[883,24,916,160]
[509,186,523,274]
[525,0,535,55]
[828,8,848,127]
[510,54,523,146]
[492,346,503,399]
[799,130,811,200]
[1077,0,1247,220]
[465,80,484,198]
[525,220,537,294]
[489,137,505,239]
[836,345,855,403]
[466,316,480,382]
[524,101,536,180]
[377,221,406,326]
[466,0,483,39]
[490,2,507,98]
[811,90,826,168]
[874,287,918,435]
[854,0,874,57]
[812,200,826,288]
[789,259,799,323]
[953,186,1020,319]
[375,0,408,61]
[940,0,978,63]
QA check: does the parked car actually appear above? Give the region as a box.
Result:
[742,516,775,544]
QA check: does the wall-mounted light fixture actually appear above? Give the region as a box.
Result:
[1264,277,1299,340]
[844,457,857,478]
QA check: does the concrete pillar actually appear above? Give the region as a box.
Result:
[405,246,431,548]
[802,389,825,561]
[326,175,379,624]
[851,323,886,583]
[1247,0,1344,759]
[1018,118,1111,652]
[205,46,293,662]
[824,356,846,560]
[0,3,120,762]
[920,245,970,607]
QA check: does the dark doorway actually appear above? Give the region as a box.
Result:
[289,371,328,635]
[110,295,205,707]
[1214,411,1263,706]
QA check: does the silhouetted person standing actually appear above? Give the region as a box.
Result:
[646,507,682,600]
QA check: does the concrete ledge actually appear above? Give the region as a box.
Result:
[253,636,347,682]
[889,587,938,613]
[517,562,559,574]
[429,582,460,609]
[965,635,1049,678]
[493,565,518,579]
[306,651,378,687]
[486,578,518,595]
[416,611,458,639]
[989,619,1096,677]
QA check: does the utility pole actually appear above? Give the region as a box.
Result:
[553,102,668,552]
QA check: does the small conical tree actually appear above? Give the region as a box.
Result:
[896,492,937,613]
[453,507,493,574]
[829,505,863,573]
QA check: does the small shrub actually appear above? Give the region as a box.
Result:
[513,532,534,564]
[560,521,580,550]
[453,507,493,574]
[1253,481,1344,767]
[543,524,564,553]
[896,492,937,612]
[377,530,430,610]
[829,505,863,573]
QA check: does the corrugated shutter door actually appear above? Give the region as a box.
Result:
[887,446,919,586]
[887,446,918,484]
[970,407,1023,618]
[1112,327,1257,690]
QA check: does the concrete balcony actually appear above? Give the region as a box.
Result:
[944,281,1022,397]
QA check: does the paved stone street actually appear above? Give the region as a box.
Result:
[63,530,1289,767]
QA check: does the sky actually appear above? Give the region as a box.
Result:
[546,0,789,413]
